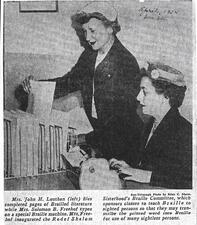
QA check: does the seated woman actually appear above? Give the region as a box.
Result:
[110,62,192,189]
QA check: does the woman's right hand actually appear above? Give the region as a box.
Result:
[109,158,130,170]
[22,75,35,94]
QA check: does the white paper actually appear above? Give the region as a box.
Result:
[27,80,56,121]
[69,107,93,135]
[52,90,83,112]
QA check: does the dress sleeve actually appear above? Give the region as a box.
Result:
[46,50,88,99]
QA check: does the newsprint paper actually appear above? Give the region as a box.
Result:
[1,0,197,225]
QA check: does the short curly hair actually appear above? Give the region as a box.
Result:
[140,65,187,108]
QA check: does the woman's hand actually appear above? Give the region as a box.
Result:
[22,75,35,94]
[119,167,152,183]
[109,158,130,170]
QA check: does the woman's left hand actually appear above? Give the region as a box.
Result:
[118,167,152,183]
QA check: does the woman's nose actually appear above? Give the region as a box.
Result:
[136,90,142,103]
[86,30,91,42]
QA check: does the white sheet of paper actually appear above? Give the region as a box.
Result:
[52,90,83,112]
[65,151,85,167]
[69,107,93,135]
[27,80,56,121]
[50,109,69,128]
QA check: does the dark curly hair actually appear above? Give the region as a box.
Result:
[140,64,187,108]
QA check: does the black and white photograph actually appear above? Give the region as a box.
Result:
[2,0,196,224]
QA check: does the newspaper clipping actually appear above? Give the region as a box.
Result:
[2,0,196,224]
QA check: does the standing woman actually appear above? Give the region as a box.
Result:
[110,62,192,189]
[16,2,143,161]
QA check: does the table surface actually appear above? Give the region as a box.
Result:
[4,171,75,190]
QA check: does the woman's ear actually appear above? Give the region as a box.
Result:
[107,26,113,34]
[164,95,169,99]
[161,94,169,104]
[162,95,170,106]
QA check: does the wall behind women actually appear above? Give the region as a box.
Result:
[4,1,192,122]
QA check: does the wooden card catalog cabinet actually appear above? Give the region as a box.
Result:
[4,109,69,178]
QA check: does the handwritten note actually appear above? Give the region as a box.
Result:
[138,6,178,20]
